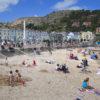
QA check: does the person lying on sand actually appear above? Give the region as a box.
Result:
[77,62,83,68]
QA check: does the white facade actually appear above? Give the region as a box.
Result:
[67,32,80,40]
[80,31,94,41]
[0,29,50,44]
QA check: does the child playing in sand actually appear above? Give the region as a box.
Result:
[82,77,94,91]
[33,59,36,66]
[22,60,26,65]
[8,71,14,87]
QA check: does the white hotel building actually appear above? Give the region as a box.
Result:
[0,28,50,44]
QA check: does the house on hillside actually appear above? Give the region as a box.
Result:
[72,22,80,27]
[83,21,91,27]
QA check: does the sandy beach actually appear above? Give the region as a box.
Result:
[0,48,100,100]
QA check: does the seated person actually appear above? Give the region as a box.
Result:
[1,45,5,50]
[91,52,98,59]
[84,58,88,66]
[93,52,98,59]
[22,60,26,65]
[95,55,98,59]
[76,98,81,100]
[69,53,74,59]
[33,59,36,66]
[82,77,94,91]
[56,64,62,71]
[9,46,15,52]
[74,56,78,60]
[82,58,88,66]
[62,64,70,73]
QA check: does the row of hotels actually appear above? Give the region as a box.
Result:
[0,28,99,45]
[0,29,49,44]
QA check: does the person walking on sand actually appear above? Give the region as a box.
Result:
[8,71,15,87]
[5,57,8,66]
[15,70,25,85]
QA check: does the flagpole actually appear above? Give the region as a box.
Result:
[23,20,26,46]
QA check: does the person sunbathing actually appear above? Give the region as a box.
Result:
[77,63,83,68]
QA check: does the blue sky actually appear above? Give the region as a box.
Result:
[0,0,100,22]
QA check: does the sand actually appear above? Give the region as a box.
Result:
[0,48,100,100]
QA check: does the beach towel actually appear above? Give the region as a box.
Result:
[79,88,100,96]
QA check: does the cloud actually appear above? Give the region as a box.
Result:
[68,6,81,10]
[34,14,38,17]
[0,0,20,12]
[53,0,81,10]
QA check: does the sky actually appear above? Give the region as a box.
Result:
[0,0,100,22]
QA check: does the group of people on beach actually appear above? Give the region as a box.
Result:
[56,64,70,73]
[22,59,36,67]
[8,70,25,87]
[1,40,15,52]
[77,58,88,72]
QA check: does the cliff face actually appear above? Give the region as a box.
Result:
[11,10,71,26]
[12,17,45,26]
[1,10,100,32]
